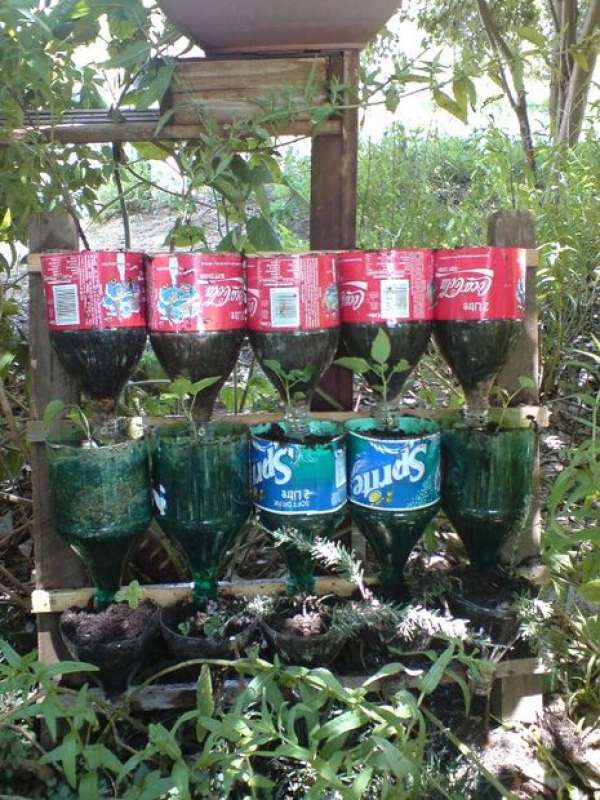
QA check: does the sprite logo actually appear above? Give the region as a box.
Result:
[252,443,295,486]
[351,441,427,500]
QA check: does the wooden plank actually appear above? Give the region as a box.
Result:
[487,211,542,565]
[311,50,359,412]
[67,657,550,714]
[26,405,551,443]
[29,213,86,666]
[31,575,378,613]
[489,210,539,403]
[491,672,544,723]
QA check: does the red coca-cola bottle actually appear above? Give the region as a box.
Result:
[146,253,246,420]
[41,250,147,409]
[434,246,526,418]
[245,252,339,433]
[338,249,434,420]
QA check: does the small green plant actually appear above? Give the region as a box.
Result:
[43,399,94,446]
[114,581,144,610]
[490,375,537,427]
[160,376,221,425]
[335,327,410,426]
[261,359,314,410]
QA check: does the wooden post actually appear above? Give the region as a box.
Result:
[310,50,359,411]
[29,212,85,664]
[487,210,544,722]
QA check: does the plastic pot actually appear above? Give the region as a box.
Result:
[160,603,257,660]
[152,421,251,608]
[250,419,347,594]
[261,619,346,667]
[47,429,152,606]
[346,416,441,599]
[441,423,536,572]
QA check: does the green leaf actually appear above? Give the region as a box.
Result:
[263,359,285,378]
[370,328,391,365]
[43,399,65,429]
[78,771,98,800]
[517,26,546,48]
[196,664,215,741]
[419,643,456,695]
[335,356,371,374]
[363,662,407,687]
[579,580,600,603]
[247,216,281,251]
[104,39,151,70]
[385,87,400,113]
[433,88,468,124]
[0,208,11,230]
[314,708,365,740]
[190,377,221,396]
[518,376,536,390]
[62,732,79,788]
[133,142,170,161]
[168,378,193,400]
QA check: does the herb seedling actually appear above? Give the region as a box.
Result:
[160,376,221,427]
[335,328,410,428]
[43,399,95,447]
[114,580,144,609]
[490,375,537,428]
[262,360,314,411]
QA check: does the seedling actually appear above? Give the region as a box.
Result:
[335,327,410,427]
[261,360,314,410]
[490,375,537,428]
[114,580,144,609]
[160,376,221,428]
[43,399,95,447]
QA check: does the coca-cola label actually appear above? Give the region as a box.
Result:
[434,247,526,320]
[245,253,339,332]
[41,251,146,331]
[338,250,434,324]
[250,430,347,515]
[147,253,245,332]
[347,425,440,512]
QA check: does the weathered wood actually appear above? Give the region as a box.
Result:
[29,213,85,665]
[311,50,359,412]
[491,672,544,724]
[488,210,539,403]
[26,405,551,443]
[487,211,543,565]
[31,575,378,613]
[65,657,549,717]
[164,56,328,126]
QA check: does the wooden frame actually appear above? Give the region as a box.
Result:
[23,53,546,721]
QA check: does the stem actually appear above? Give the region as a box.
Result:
[112,142,131,250]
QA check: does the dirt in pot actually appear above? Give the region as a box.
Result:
[256,423,334,447]
[61,599,156,647]
[452,568,535,610]
[268,595,333,637]
[171,596,253,640]
[360,427,423,441]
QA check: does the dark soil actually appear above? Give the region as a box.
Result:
[61,600,156,646]
[257,423,335,446]
[167,597,250,640]
[358,426,423,440]
[269,596,332,637]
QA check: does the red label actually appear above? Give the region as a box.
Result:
[434,247,526,321]
[41,251,146,331]
[146,253,245,332]
[338,249,434,324]
[245,253,339,332]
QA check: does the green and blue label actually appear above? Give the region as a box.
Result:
[347,422,440,511]
[250,431,347,515]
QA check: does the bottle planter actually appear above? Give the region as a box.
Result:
[250,420,347,594]
[152,421,251,609]
[339,249,434,420]
[41,251,147,409]
[158,0,400,54]
[245,253,339,433]
[441,421,536,572]
[434,247,526,420]
[46,426,152,607]
[260,597,346,668]
[160,601,258,660]
[59,601,159,696]
[346,417,441,599]
[147,253,246,421]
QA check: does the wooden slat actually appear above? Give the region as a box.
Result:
[63,657,550,713]
[170,56,328,93]
[26,405,552,444]
[31,575,378,613]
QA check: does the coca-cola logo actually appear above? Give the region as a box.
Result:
[340,281,366,310]
[437,268,493,299]
[246,288,259,317]
[204,283,245,308]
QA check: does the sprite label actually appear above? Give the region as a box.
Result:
[347,422,440,512]
[250,429,347,516]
